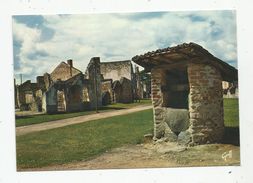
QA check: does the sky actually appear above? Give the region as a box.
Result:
[12,10,237,84]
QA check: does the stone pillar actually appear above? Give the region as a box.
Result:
[151,68,176,140]
[87,57,102,109]
[187,63,224,145]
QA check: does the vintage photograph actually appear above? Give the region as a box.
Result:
[13,10,239,171]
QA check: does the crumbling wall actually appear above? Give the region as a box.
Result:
[50,61,81,82]
[17,80,39,111]
[67,81,84,112]
[119,77,133,103]
[44,73,51,90]
[134,66,144,100]
[14,79,18,108]
[185,63,224,145]
[43,85,58,113]
[112,81,121,103]
[101,79,113,105]
[151,64,224,145]
[151,69,176,140]
[100,61,133,81]
[222,81,239,98]
[86,57,102,109]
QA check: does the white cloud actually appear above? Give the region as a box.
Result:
[13,11,237,84]
[13,19,43,78]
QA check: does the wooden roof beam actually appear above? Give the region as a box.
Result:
[152,60,189,71]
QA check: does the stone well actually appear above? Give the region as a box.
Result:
[132,42,238,145]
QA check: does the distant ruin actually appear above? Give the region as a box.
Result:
[15,58,147,113]
[100,60,134,104]
[132,42,238,145]
[222,81,238,98]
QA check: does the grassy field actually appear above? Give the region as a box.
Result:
[16,99,152,127]
[106,99,151,109]
[16,109,153,169]
[224,98,239,127]
[16,110,98,127]
[16,98,239,169]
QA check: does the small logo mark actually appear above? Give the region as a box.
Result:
[222,150,232,161]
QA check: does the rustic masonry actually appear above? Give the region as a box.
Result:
[16,57,146,113]
[132,42,238,145]
[84,57,103,109]
[16,58,102,113]
[42,59,87,113]
[99,60,143,103]
[16,78,45,111]
[222,81,238,98]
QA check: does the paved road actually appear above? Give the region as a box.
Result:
[16,105,153,136]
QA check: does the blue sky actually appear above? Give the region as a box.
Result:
[12,11,237,84]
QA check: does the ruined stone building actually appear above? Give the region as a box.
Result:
[16,56,146,113]
[222,81,238,98]
[16,58,102,113]
[84,57,103,109]
[132,42,238,146]
[98,60,144,104]
[16,77,45,111]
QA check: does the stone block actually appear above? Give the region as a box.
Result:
[178,130,192,145]
[163,108,189,135]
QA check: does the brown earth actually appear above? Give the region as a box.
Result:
[20,141,240,171]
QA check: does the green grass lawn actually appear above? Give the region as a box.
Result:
[16,110,98,127]
[16,98,239,169]
[16,109,153,169]
[16,99,152,127]
[224,98,239,127]
[105,99,152,109]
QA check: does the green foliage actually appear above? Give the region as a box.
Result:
[16,109,153,169]
[139,70,151,85]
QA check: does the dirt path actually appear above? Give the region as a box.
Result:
[20,141,240,171]
[16,105,152,136]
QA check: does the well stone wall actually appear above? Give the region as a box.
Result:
[151,63,224,145]
[186,63,224,145]
[151,69,176,140]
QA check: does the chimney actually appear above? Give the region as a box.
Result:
[90,57,100,65]
[67,59,73,77]
[67,59,73,68]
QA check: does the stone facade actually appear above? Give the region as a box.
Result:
[150,69,167,139]
[222,81,238,98]
[17,58,102,114]
[133,66,144,100]
[112,80,121,103]
[16,57,144,113]
[101,79,113,105]
[16,80,41,111]
[14,79,18,108]
[85,57,103,109]
[100,60,133,81]
[50,59,81,82]
[42,73,85,113]
[184,63,224,145]
[99,60,143,104]
[151,65,224,145]
[119,77,134,103]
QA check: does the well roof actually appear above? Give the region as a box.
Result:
[132,42,238,82]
